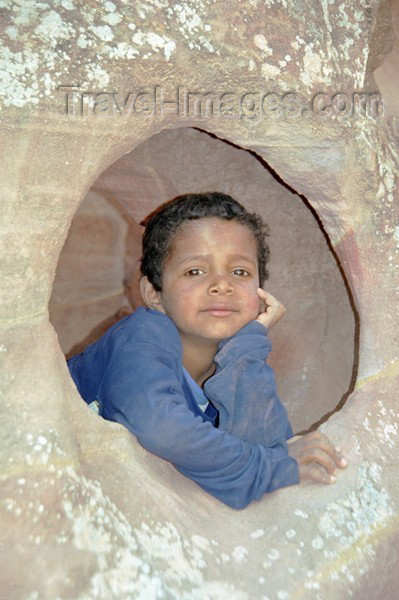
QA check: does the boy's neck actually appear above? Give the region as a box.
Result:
[181,337,218,387]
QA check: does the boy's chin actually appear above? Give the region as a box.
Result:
[208,317,257,341]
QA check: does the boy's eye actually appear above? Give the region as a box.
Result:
[232,268,251,277]
[185,268,204,276]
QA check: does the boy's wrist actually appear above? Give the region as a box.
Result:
[254,318,268,334]
[238,319,269,336]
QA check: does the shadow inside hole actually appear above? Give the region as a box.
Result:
[50,126,358,433]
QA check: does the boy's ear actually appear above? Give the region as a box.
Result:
[139,276,165,313]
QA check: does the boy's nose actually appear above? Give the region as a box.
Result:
[208,275,234,295]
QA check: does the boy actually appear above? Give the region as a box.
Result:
[67,192,347,509]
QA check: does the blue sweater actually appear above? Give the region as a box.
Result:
[67,307,299,508]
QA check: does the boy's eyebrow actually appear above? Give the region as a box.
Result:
[176,254,257,266]
[175,254,208,266]
[229,254,257,264]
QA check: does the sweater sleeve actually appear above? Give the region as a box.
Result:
[94,319,298,509]
[204,320,295,446]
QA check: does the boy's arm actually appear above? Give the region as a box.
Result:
[204,320,292,445]
[92,338,299,509]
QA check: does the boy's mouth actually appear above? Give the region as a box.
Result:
[202,304,238,317]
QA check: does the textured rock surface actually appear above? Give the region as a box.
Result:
[49,191,131,353]
[1,1,398,599]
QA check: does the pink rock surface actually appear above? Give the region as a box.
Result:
[0,1,398,599]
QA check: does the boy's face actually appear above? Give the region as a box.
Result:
[150,217,261,348]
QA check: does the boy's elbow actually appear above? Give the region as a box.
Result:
[224,497,253,510]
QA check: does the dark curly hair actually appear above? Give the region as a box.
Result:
[140,192,270,291]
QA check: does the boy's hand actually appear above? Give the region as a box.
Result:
[287,432,348,484]
[256,288,286,331]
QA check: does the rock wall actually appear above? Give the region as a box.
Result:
[1,1,398,599]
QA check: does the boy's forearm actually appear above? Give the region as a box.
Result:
[204,320,293,446]
[110,367,299,509]
[100,338,299,508]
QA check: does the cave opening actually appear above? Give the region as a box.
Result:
[50,126,358,433]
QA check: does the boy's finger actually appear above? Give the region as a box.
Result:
[302,432,347,467]
[257,288,279,304]
[304,448,338,475]
[300,464,336,485]
[334,446,348,468]
[257,288,276,304]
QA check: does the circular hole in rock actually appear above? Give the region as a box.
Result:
[50,127,358,433]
